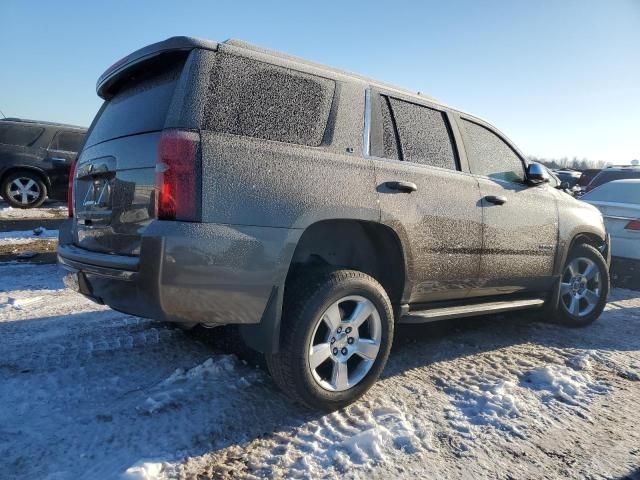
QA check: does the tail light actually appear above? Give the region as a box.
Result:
[68,159,78,217]
[156,129,200,221]
[625,219,640,231]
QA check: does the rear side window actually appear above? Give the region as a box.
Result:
[0,124,44,147]
[460,119,525,183]
[86,56,186,147]
[203,54,335,147]
[387,97,457,170]
[49,130,85,152]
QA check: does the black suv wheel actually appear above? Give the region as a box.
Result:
[551,243,609,327]
[266,269,394,411]
[1,171,47,208]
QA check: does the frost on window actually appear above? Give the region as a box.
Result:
[460,119,525,183]
[380,96,400,160]
[204,54,335,147]
[388,98,457,170]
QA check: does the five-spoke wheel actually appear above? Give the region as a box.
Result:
[308,295,382,392]
[266,269,393,411]
[1,171,47,208]
[551,243,609,326]
[560,256,602,318]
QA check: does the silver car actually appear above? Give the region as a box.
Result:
[581,179,640,261]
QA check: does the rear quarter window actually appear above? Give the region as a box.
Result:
[202,53,335,147]
[0,124,44,147]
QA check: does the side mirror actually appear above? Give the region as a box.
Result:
[526,163,549,185]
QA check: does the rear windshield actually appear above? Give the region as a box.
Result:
[582,181,640,204]
[85,55,186,147]
[589,170,640,189]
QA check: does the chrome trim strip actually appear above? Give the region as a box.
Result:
[58,255,138,281]
[603,214,636,221]
[363,88,371,157]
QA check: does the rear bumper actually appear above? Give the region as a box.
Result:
[57,219,300,326]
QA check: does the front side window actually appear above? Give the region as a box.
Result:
[0,124,44,147]
[460,118,525,183]
[50,131,85,152]
[203,54,335,147]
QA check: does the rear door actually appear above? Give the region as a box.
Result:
[457,115,558,296]
[46,129,85,192]
[369,91,483,303]
[73,52,190,256]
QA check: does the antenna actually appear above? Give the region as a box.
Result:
[0,108,5,119]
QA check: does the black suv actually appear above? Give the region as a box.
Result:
[0,118,86,208]
[59,37,611,410]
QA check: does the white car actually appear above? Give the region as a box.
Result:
[581,179,640,260]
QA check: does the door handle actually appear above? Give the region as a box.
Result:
[49,157,68,163]
[485,195,507,205]
[385,181,418,193]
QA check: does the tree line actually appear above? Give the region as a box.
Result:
[526,156,611,171]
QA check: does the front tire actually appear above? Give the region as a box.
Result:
[266,269,394,411]
[1,171,47,208]
[550,243,609,327]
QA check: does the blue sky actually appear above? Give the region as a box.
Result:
[1,0,638,163]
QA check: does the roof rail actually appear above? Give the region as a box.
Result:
[606,164,640,169]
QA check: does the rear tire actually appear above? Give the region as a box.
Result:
[266,269,394,411]
[549,243,609,327]
[1,171,47,208]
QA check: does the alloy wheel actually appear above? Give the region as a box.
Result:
[560,256,602,317]
[8,177,41,205]
[307,295,382,392]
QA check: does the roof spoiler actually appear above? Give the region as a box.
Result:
[96,36,218,99]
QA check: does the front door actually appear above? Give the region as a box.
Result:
[368,92,483,303]
[456,116,558,296]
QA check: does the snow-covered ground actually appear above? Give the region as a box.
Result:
[0,228,58,245]
[0,263,639,479]
[0,204,67,220]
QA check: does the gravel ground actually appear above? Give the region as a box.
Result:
[0,263,638,479]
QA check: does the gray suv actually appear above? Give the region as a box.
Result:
[59,37,611,410]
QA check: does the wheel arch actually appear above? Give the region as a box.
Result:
[554,229,608,277]
[0,166,51,189]
[240,219,409,354]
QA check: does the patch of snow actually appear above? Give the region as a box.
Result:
[122,460,167,480]
[0,228,58,245]
[0,204,67,219]
[519,364,608,407]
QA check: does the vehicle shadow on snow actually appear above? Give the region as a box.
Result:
[1,289,638,478]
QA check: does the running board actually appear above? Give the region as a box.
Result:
[400,298,546,324]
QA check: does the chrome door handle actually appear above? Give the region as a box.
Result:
[49,157,68,163]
